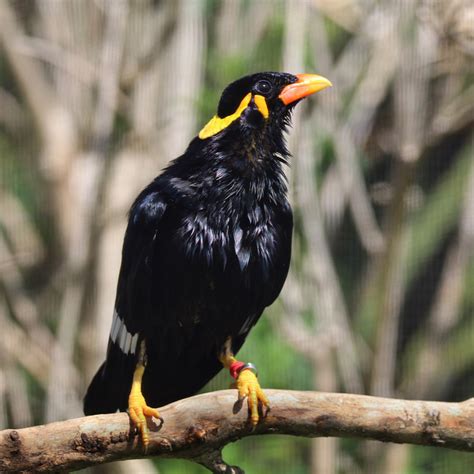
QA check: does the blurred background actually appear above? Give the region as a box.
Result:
[0,0,473,473]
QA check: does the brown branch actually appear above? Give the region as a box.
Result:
[1,390,473,473]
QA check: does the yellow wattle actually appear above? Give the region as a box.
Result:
[199,93,252,139]
[254,94,269,118]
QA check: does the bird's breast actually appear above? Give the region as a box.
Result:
[175,206,280,276]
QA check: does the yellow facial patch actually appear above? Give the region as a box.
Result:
[253,95,269,118]
[199,93,252,139]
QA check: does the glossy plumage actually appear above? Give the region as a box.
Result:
[84,72,323,416]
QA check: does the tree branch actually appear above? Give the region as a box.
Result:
[1,390,473,473]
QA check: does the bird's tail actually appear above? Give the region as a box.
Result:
[83,356,131,415]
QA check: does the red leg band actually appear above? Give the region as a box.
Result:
[229,360,246,379]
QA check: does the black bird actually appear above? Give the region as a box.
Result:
[84,71,331,444]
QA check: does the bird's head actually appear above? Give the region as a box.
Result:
[198,72,332,141]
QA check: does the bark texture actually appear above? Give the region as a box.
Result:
[1,390,473,473]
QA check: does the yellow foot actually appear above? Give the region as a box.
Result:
[236,369,270,426]
[128,391,161,448]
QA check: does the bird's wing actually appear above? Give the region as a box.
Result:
[114,189,168,338]
[84,187,167,414]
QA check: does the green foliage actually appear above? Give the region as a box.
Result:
[410,446,474,474]
[224,435,309,474]
[355,145,473,343]
[405,146,473,285]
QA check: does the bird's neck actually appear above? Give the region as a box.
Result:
[163,124,291,209]
[210,127,289,202]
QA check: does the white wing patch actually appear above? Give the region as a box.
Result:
[110,310,121,342]
[130,333,139,354]
[110,309,138,355]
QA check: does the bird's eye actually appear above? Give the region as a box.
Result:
[255,80,272,95]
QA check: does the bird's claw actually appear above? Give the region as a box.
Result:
[128,391,161,448]
[236,369,270,426]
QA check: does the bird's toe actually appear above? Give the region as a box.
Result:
[236,369,270,426]
[128,391,161,447]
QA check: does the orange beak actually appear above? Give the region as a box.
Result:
[279,73,332,105]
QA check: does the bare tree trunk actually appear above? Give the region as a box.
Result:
[311,353,338,474]
[45,0,129,423]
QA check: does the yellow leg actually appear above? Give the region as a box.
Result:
[219,338,270,426]
[128,342,161,448]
